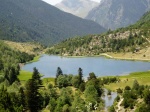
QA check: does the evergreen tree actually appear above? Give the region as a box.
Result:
[25,68,42,112]
[78,68,83,85]
[56,67,63,78]
[32,67,42,85]
[0,86,14,111]
[55,67,63,85]
[19,87,26,110]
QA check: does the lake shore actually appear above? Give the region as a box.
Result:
[100,53,150,62]
[60,52,150,62]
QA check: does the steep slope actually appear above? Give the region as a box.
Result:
[47,11,150,60]
[55,0,99,18]
[0,0,106,46]
[86,0,150,30]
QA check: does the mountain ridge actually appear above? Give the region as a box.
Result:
[86,0,150,30]
[0,0,105,46]
[55,0,99,18]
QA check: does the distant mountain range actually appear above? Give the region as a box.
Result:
[86,0,150,29]
[55,0,99,18]
[0,0,105,46]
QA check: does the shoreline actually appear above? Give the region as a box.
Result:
[59,53,150,62]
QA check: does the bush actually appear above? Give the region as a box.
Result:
[109,105,115,112]
[115,95,120,102]
[125,86,131,90]
[117,88,123,94]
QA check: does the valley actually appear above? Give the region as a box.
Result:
[0,0,150,112]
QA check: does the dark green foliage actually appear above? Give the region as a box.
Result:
[72,76,80,88]
[136,104,150,112]
[117,88,123,94]
[55,67,63,85]
[56,75,69,88]
[86,74,103,97]
[109,105,115,112]
[0,0,105,46]
[79,82,85,92]
[102,77,118,85]
[25,68,42,112]
[78,68,83,85]
[56,67,63,78]
[84,85,98,106]
[144,89,150,106]
[0,41,34,84]
[0,86,14,111]
[107,89,111,95]
[49,97,57,112]
[115,95,120,102]
[125,86,131,90]
[132,80,139,90]
[32,67,42,85]
[0,86,23,112]
[88,72,97,80]
[19,87,26,109]
[54,88,72,112]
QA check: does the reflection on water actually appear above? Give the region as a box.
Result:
[102,89,117,110]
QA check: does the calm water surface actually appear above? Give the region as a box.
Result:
[22,55,150,78]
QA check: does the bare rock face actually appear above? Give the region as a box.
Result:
[86,0,150,30]
[55,0,99,18]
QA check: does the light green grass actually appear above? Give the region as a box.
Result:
[43,77,55,85]
[18,70,33,81]
[104,71,150,91]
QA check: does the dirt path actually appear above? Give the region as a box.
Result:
[116,98,124,112]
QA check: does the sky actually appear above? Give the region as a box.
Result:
[42,0,101,5]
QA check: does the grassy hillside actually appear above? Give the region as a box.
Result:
[47,11,150,60]
[4,41,44,55]
[0,0,105,46]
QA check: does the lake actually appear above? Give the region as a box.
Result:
[22,55,150,78]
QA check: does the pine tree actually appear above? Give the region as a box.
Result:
[25,68,42,112]
[78,68,83,85]
[19,87,26,110]
[32,67,42,85]
[55,67,63,85]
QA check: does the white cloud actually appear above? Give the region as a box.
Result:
[42,0,101,5]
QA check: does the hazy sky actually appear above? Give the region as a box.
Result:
[42,0,101,5]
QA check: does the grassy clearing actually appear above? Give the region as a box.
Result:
[104,71,150,91]
[18,70,33,81]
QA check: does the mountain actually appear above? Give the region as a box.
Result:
[0,0,106,46]
[47,11,150,60]
[86,0,150,30]
[55,0,99,18]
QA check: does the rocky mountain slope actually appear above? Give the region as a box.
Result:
[86,0,150,30]
[47,11,150,60]
[55,0,99,18]
[0,0,105,46]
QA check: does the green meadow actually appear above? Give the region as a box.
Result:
[104,71,150,91]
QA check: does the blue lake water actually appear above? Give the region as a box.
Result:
[22,55,150,78]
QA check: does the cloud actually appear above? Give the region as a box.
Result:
[42,0,101,5]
